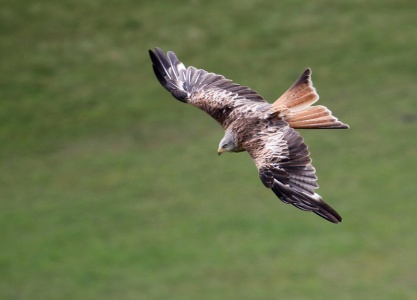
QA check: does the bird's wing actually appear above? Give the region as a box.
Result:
[149,48,267,128]
[244,118,342,223]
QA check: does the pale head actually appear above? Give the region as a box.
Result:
[217,130,238,155]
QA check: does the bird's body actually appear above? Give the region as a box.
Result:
[149,48,349,224]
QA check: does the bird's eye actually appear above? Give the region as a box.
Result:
[223,144,228,148]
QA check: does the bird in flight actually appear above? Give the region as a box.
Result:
[149,48,349,223]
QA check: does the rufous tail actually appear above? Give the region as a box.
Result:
[272,68,349,129]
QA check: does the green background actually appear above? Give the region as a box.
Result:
[1,0,416,299]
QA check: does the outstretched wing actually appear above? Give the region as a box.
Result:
[244,118,342,223]
[149,48,267,128]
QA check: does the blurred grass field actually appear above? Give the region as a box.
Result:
[1,0,417,299]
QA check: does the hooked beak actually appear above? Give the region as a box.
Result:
[217,148,224,156]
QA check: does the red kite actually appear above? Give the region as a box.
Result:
[149,48,349,223]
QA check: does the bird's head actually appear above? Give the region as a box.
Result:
[218,130,238,155]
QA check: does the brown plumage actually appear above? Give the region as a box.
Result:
[149,48,349,224]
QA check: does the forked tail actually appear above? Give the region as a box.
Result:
[272,68,349,129]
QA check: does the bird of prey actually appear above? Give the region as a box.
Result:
[149,48,349,224]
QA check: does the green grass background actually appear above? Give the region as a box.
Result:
[1,0,416,299]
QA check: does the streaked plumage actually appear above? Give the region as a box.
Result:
[149,48,349,224]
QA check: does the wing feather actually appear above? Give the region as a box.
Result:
[244,119,342,223]
[150,48,266,128]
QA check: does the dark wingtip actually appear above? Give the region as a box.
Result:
[150,49,169,90]
[149,48,189,103]
[318,209,342,224]
[269,180,342,224]
[148,48,160,68]
[314,199,342,224]
[149,48,165,79]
